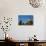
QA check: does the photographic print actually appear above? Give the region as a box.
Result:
[18,15,33,25]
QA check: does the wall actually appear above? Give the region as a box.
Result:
[0,0,46,40]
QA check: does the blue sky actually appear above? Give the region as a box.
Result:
[18,15,33,23]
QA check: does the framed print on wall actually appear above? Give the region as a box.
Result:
[18,15,33,25]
